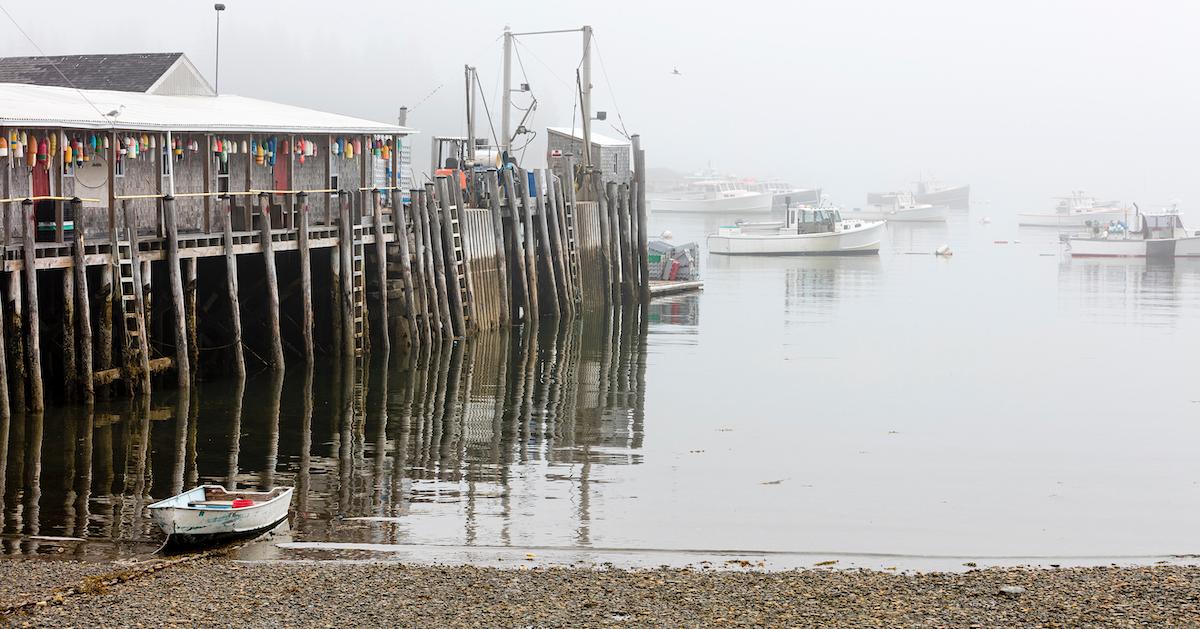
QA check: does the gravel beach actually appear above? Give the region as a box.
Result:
[6,558,1200,627]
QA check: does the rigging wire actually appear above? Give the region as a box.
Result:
[0,2,113,124]
[590,33,633,140]
[472,72,501,150]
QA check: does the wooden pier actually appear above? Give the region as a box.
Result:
[0,123,653,410]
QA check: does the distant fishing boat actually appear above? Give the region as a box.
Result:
[746,181,822,210]
[849,192,948,222]
[1067,207,1200,258]
[149,485,293,547]
[648,179,773,213]
[1019,191,1130,228]
[707,205,884,255]
[914,178,970,209]
[868,177,970,210]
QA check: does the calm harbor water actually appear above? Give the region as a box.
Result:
[5,207,1200,566]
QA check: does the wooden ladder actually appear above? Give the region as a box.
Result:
[449,212,471,327]
[563,197,582,304]
[351,224,367,357]
[115,241,145,362]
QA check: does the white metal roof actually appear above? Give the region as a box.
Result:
[0,82,414,135]
[547,126,629,147]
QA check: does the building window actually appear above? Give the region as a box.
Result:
[216,154,230,193]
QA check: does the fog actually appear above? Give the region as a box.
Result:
[2,0,1198,211]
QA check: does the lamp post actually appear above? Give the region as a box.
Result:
[214,4,226,94]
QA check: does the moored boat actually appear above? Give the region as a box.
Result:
[747,181,822,209]
[1067,209,1200,258]
[149,485,293,547]
[1019,191,1131,228]
[849,192,948,222]
[707,206,884,255]
[649,179,773,213]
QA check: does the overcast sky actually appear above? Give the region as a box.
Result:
[2,0,1198,210]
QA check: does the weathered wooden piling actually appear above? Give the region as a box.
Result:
[337,192,356,357]
[185,258,198,374]
[533,170,560,319]
[435,178,467,336]
[544,174,573,318]
[605,181,623,304]
[500,169,530,322]
[614,183,634,302]
[370,191,390,352]
[6,268,25,395]
[0,282,8,418]
[221,196,246,378]
[516,170,540,323]
[632,135,652,303]
[485,171,511,326]
[21,200,43,411]
[409,189,437,345]
[71,211,94,401]
[390,189,421,347]
[423,184,454,338]
[162,195,191,387]
[594,174,614,306]
[121,200,152,394]
[297,193,315,362]
[627,180,642,292]
[257,193,285,370]
[450,176,479,333]
[63,264,76,400]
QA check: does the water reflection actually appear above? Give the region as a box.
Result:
[1058,256,1200,327]
[0,313,649,554]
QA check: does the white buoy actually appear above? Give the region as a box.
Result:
[935,244,953,256]
[661,230,673,241]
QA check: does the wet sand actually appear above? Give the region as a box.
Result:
[6,558,1200,627]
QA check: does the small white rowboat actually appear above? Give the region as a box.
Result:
[149,485,293,547]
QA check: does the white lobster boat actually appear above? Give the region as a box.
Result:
[649,180,773,213]
[849,192,948,222]
[708,206,884,255]
[149,485,293,547]
[1019,191,1129,228]
[1068,210,1200,258]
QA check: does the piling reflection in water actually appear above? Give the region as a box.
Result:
[0,310,650,554]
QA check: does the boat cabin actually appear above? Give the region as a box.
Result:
[787,207,843,234]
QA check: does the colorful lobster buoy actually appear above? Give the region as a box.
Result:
[0,136,8,158]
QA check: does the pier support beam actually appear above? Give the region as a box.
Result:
[545,174,573,319]
[337,192,355,357]
[297,193,315,362]
[221,196,245,378]
[486,170,511,326]
[425,183,454,338]
[633,135,651,304]
[501,169,529,323]
[258,193,285,370]
[72,210,94,401]
[595,173,614,307]
[391,189,421,347]
[185,257,198,373]
[370,190,390,352]
[6,269,25,400]
[63,267,76,400]
[435,177,467,336]
[21,199,43,411]
[533,170,560,319]
[516,169,539,322]
[162,195,190,388]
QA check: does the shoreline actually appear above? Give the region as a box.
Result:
[5,557,1200,627]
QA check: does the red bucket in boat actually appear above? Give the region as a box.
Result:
[231,499,254,508]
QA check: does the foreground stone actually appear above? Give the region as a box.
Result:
[7,559,1200,627]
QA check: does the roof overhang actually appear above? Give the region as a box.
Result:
[0,82,415,135]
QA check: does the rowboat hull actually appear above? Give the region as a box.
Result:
[708,220,884,255]
[149,485,293,547]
